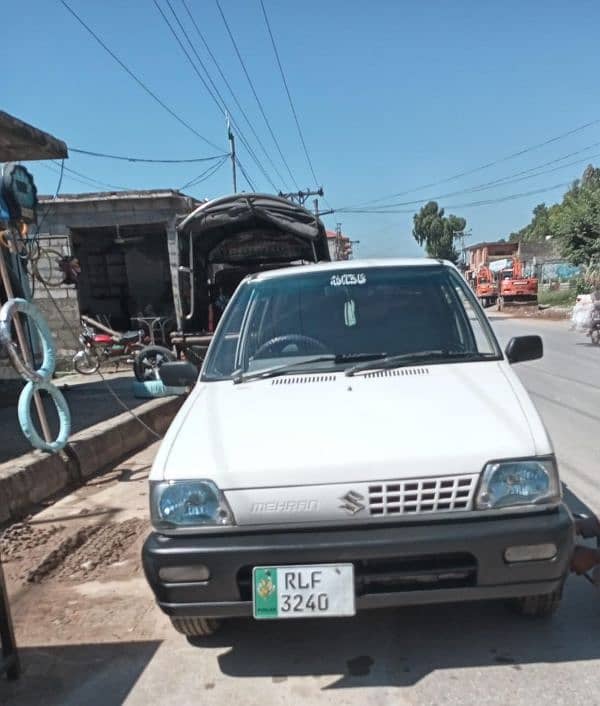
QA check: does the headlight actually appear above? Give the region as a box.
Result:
[476,458,561,510]
[150,480,235,530]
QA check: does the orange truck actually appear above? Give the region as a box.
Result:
[493,257,538,309]
[474,266,498,308]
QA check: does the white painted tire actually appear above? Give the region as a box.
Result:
[132,380,186,399]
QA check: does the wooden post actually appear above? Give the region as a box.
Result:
[0,237,52,443]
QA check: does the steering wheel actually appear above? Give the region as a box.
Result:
[253,334,331,359]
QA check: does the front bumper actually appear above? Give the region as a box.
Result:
[142,505,574,618]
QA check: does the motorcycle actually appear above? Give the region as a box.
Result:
[72,319,175,381]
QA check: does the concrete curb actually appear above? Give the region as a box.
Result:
[0,395,183,524]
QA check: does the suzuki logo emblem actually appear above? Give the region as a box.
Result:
[339,490,365,515]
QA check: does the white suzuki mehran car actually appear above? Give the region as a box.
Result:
[143,259,573,637]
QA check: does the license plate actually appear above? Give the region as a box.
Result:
[252,564,355,619]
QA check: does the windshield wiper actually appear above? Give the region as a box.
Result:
[345,350,489,377]
[233,352,388,384]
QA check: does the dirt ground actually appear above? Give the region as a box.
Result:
[0,443,172,650]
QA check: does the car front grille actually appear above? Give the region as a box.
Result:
[368,474,478,516]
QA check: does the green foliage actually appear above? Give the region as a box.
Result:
[412,201,466,263]
[550,166,600,265]
[507,165,600,268]
[509,203,555,243]
[509,165,600,266]
[537,288,579,307]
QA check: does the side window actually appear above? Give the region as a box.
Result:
[205,284,250,377]
[452,281,496,355]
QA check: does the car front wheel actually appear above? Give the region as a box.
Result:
[511,587,562,617]
[170,616,222,637]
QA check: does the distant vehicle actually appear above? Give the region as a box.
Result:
[492,257,538,310]
[143,258,572,638]
[474,265,498,307]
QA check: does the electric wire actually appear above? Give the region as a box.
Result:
[59,0,223,151]
[340,181,571,214]
[215,0,300,190]
[259,0,319,186]
[180,0,289,188]
[180,154,229,190]
[343,148,600,212]
[347,118,600,208]
[154,0,278,191]
[69,147,229,163]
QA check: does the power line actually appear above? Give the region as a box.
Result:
[54,161,129,191]
[59,0,223,152]
[351,117,600,208]
[39,161,128,192]
[215,0,300,191]
[259,0,319,187]
[154,0,277,191]
[340,181,571,215]
[35,160,65,235]
[69,147,229,163]
[180,155,229,190]
[347,147,600,212]
[180,0,289,189]
[162,0,278,191]
[235,156,256,190]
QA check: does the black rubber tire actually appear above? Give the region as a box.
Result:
[133,345,175,382]
[170,616,221,637]
[512,588,562,617]
[73,350,100,375]
[591,329,600,345]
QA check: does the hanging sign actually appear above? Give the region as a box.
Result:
[1,163,38,224]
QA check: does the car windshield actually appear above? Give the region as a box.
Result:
[202,264,501,381]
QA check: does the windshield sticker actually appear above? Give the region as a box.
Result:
[344,300,357,327]
[330,273,366,287]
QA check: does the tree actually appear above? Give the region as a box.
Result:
[412,201,466,263]
[505,165,600,266]
[509,203,553,243]
[551,169,600,265]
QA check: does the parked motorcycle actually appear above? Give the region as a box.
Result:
[72,318,175,381]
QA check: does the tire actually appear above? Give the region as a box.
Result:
[591,329,600,346]
[133,345,175,382]
[170,616,221,637]
[73,349,100,375]
[511,587,562,617]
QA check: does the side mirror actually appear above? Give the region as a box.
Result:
[505,335,543,364]
[159,361,198,387]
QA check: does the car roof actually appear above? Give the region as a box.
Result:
[248,258,454,282]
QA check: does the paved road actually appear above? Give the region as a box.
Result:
[492,316,600,517]
[3,317,600,706]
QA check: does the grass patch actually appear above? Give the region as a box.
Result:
[537,288,578,307]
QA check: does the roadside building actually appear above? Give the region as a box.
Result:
[466,239,580,288]
[34,189,200,366]
[326,228,352,260]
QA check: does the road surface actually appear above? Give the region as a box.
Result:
[2,316,600,706]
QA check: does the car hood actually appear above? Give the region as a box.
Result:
[154,361,552,488]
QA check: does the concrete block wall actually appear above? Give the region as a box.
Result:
[33,234,81,371]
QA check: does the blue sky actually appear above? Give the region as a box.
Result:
[4,0,600,257]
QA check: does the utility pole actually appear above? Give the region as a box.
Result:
[227,117,237,193]
[335,222,342,260]
[280,187,324,206]
[313,198,319,218]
